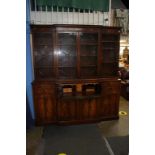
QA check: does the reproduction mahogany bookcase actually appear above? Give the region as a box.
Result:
[31,24,121,125]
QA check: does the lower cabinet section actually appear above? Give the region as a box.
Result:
[32,79,120,125]
[57,98,99,123]
[57,99,77,121]
[97,95,120,118]
[34,95,56,125]
[76,98,98,121]
[33,82,57,125]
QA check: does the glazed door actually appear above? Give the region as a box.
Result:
[79,32,99,78]
[33,32,54,79]
[57,32,78,78]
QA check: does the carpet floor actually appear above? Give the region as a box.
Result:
[43,124,110,155]
[106,135,129,155]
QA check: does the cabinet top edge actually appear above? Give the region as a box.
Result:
[32,78,121,84]
[30,24,121,30]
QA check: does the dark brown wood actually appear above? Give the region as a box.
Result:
[31,24,121,125]
[33,82,57,125]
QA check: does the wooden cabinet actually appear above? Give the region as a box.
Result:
[33,82,56,125]
[31,25,121,125]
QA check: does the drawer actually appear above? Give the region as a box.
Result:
[33,84,55,95]
[102,81,120,94]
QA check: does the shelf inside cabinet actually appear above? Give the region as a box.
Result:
[100,63,118,76]
[80,45,98,56]
[34,67,55,79]
[80,56,97,66]
[58,66,76,68]
[80,65,97,67]
[58,67,77,78]
[80,42,98,45]
[101,41,119,43]
[80,33,98,43]
[102,49,117,63]
[80,66,97,77]
[35,55,53,67]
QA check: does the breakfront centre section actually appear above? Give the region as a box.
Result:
[31,25,121,125]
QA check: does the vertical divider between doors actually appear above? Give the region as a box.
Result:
[54,28,59,78]
[77,31,81,78]
[98,29,102,76]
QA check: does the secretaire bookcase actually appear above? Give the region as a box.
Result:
[31,24,121,125]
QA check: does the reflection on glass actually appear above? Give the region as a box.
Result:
[58,33,76,44]
[59,45,76,56]
[58,45,77,67]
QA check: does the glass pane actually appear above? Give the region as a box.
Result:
[35,55,53,67]
[80,33,98,42]
[34,45,53,55]
[34,45,53,67]
[80,45,97,56]
[58,33,76,44]
[80,56,97,66]
[101,63,117,76]
[81,67,97,77]
[102,34,119,42]
[59,45,76,56]
[102,49,117,63]
[35,68,54,79]
[34,43,52,51]
[58,67,76,78]
[58,45,77,67]
[102,42,117,49]
[33,33,52,45]
[59,56,76,67]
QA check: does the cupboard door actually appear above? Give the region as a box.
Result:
[77,98,98,120]
[57,32,77,78]
[101,95,120,117]
[33,83,56,125]
[97,95,119,119]
[88,98,98,119]
[34,95,56,125]
[79,32,99,78]
[33,32,54,79]
[57,99,77,121]
[101,33,119,77]
[33,31,54,79]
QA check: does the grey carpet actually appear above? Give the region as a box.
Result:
[106,135,129,155]
[43,124,110,155]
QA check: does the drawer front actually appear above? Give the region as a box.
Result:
[33,84,55,95]
[102,81,120,95]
